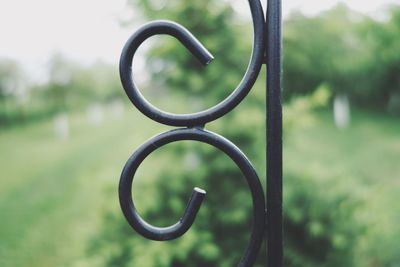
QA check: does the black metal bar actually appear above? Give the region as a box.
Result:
[266,0,283,267]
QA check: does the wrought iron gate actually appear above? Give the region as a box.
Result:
[118,0,282,266]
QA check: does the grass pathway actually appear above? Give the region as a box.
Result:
[0,113,162,267]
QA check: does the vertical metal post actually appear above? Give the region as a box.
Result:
[266,0,283,266]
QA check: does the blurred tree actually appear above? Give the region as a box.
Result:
[0,59,28,124]
[356,6,400,111]
[45,53,74,112]
[283,173,363,267]
[283,4,367,100]
[66,61,123,107]
[34,55,123,116]
[283,4,400,112]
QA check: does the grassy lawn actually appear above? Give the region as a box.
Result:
[0,110,167,267]
[0,108,399,266]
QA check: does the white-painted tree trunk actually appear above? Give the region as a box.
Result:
[334,93,350,129]
[54,112,69,140]
[86,103,104,126]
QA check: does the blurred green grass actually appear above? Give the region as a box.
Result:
[285,110,400,184]
[0,108,399,267]
[0,111,167,267]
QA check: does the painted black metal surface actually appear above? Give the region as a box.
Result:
[266,0,283,266]
[118,0,282,266]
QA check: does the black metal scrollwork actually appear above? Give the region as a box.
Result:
[118,0,267,266]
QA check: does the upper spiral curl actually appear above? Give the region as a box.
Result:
[119,0,265,127]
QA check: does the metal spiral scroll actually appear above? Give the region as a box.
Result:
[118,0,266,266]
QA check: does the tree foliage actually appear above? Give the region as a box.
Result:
[283,4,400,111]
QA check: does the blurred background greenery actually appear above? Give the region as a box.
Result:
[0,0,400,267]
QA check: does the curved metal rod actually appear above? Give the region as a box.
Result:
[119,0,265,127]
[124,185,206,241]
[119,128,265,266]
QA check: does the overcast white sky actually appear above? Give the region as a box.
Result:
[0,0,398,78]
